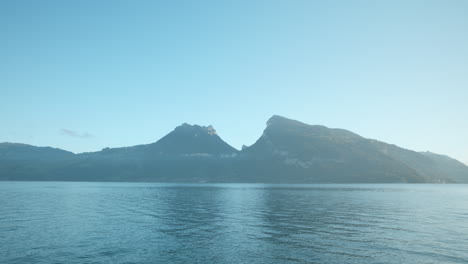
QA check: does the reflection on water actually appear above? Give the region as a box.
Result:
[1,182,468,263]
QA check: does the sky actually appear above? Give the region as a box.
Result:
[1,0,467,164]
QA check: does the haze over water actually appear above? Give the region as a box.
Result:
[1,182,467,264]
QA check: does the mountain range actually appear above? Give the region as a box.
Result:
[1,115,467,183]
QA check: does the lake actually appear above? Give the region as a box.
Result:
[1,182,467,263]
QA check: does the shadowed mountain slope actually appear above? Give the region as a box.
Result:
[240,116,425,183]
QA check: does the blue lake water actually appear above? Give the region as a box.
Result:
[1,182,468,264]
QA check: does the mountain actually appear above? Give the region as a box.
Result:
[420,151,468,183]
[47,124,239,182]
[0,143,75,181]
[147,123,238,156]
[91,123,238,158]
[1,116,467,183]
[239,116,425,183]
[0,143,74,160]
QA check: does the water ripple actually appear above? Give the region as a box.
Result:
[1,182,468,264]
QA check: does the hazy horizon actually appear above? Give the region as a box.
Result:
[3,114,468,167]
[2,0,467,164]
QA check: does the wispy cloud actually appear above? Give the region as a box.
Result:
[61,129,93,138]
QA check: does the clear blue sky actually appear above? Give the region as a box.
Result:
[1,0,467,164]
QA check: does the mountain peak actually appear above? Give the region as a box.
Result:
[206,125,217,135]
[267,115,289,124]
[175,123,217,136]
[266,115,310,129]
[268,115,293,125]
[145,122,236,155]
[265,115,359,138]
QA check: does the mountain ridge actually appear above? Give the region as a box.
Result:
[1,115,467,183]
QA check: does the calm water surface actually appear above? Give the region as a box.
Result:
[1,182,467,264]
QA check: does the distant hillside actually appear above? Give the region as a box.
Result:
[1,116,468,183]
[0,143,75,181]
[0,143,74,160]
